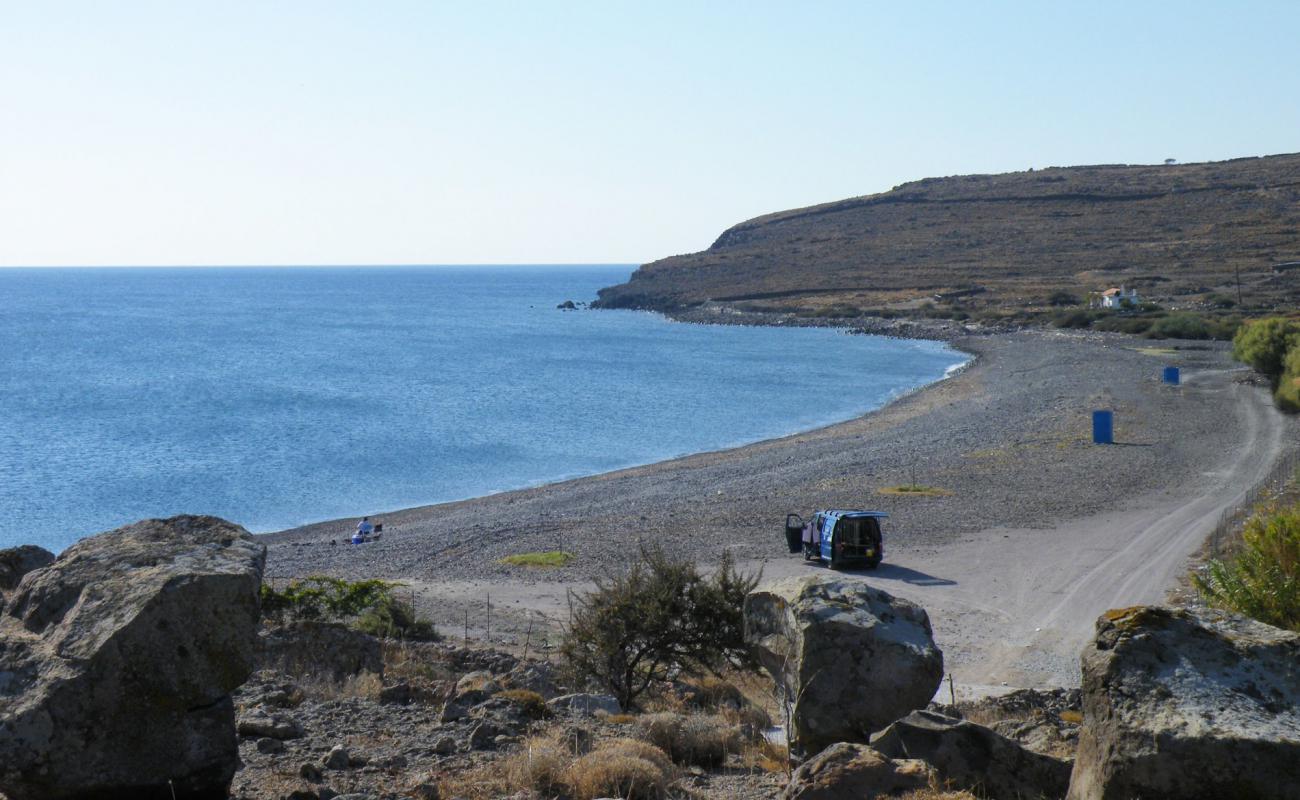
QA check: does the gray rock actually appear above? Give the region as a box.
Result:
[871,710,1072,800]
[324,744,351,770]
[238,711,304,740]
[378,682,411,705]
[257,737,286,754]
[0,515,265,800]
[429,735,456,755]
[745,575,943,756]
[783,742,934,799]
[258,621,383,682]
[453,670,500,697]
[501,662,560,699]
[1067,606,1300,800]
[300,762,323,782]
[545,692,621,716]
[467,720,502,750]
[438,698,470,723]
[407,782,439,800]
[0,545,55,592]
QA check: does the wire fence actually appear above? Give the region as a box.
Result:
[1207,447,1300,559]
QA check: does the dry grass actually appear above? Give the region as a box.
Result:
[504,732,675,800]
[296,670,383,702]
[1059,709,1083,724]
[381,641,455,684]
[505,731,571,797]
[635,711,742,767]
[737,737,789,774]
[439,761,512,800]
[567,750,671,800]
[496,688,549,719]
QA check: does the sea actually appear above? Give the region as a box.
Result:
[0,265,967,553]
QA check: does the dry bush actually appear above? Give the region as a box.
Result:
[635,711,741,767]
[505,731,571,796]
[683,675,745,711]
[600,737,675,773]
[566,746,672,800]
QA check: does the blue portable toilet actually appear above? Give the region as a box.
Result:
[1162,366,1180,385]
[1092,410,1114,444]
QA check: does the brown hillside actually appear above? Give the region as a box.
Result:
[595,154,1300,314]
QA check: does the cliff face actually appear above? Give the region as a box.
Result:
[595,154,1300,312]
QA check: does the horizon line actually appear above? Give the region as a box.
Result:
[0,262,641,270]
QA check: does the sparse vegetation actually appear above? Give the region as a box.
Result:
[261,576,439,641]
[500,551,575,568]
[879,485,951,497]
[1195,502,1300,631]
[560,546,760,709]
[1049,290,1082,306]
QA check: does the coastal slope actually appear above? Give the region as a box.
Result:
[594,153,1300,312]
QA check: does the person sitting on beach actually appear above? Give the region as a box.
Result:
[354,516,374,543]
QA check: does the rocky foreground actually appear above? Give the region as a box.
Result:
[2,517,1298,799]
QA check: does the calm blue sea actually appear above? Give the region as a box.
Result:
[0,266,966,552]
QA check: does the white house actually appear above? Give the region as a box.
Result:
[1098,286,1139,309]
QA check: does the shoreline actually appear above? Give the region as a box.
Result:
[265,313,979,540]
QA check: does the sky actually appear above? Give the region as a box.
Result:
[2,1,1298,267]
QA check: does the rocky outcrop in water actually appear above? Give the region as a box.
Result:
[0,515,266,800]
[744,575,943,757]
[1067,605,1300,800]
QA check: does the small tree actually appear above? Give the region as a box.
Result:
[561,546,759,709]
[1233,317,1300,384]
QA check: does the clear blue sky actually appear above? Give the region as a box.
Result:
[3,1,1297,267]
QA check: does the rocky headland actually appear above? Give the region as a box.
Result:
[594,153,1300,315]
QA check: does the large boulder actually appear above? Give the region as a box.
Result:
[784,742,934,800]
[0,545,55,592]
[871,709,1072,800]
[1067,605,1300,800]
[745,575,943,757]
[0,515,266,800]
[257,620,383,682]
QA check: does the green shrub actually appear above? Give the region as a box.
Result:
[561,547,759,709]
[1048,290,1081,307]
[1051,309,1097,328]
[1146,313,1212,340]
[1195,504,1300,631]
[262,576,439,641]
[1093,315,1155,335]
[1233,317,1300,383]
